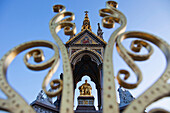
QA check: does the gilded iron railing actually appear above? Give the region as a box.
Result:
[0,1,169,113]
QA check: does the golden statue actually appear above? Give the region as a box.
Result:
[79,80,92,96]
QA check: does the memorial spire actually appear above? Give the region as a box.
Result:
[81,11,92,31]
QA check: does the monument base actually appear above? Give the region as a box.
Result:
[76,96,96,110]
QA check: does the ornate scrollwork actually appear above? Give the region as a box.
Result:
[100,1,127,113]
[116,36,154,89]
[49,4,76,113]
[0,4,76,113]
[119,32,170,113]
[100,1,170,113]
[0,40,59,113]
[0,1,169,113]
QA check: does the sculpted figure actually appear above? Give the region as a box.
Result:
[79,85,85,95]
[79,80,92,96]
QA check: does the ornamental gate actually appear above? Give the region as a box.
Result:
[0,1,169,113]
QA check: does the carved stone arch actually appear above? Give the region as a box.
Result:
[72,54,101,88]
[70,49,103,66]
[70,50,103,110]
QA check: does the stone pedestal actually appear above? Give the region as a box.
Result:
[76,96,96,110]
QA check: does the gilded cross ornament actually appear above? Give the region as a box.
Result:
[0,1,169,113]
[85,11,88,14]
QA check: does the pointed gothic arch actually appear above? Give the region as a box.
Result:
[70,49,103,66]
[70,50,103,110]
[70,50,102,88]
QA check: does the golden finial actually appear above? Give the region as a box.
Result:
[81,11,92,31]
[84,11,89,19]
[85,11,88,14]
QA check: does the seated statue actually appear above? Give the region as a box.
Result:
[79,80,92,96]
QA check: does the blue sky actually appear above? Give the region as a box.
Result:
[0,0,170,112]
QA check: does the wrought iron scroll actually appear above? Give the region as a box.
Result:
[0,1,169,113]
[0,41,59,113]
[49,5,76,113]
[100,1,170,113]
[118,32,170,113]
[0,4,76,113]
[99,1,127,113]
